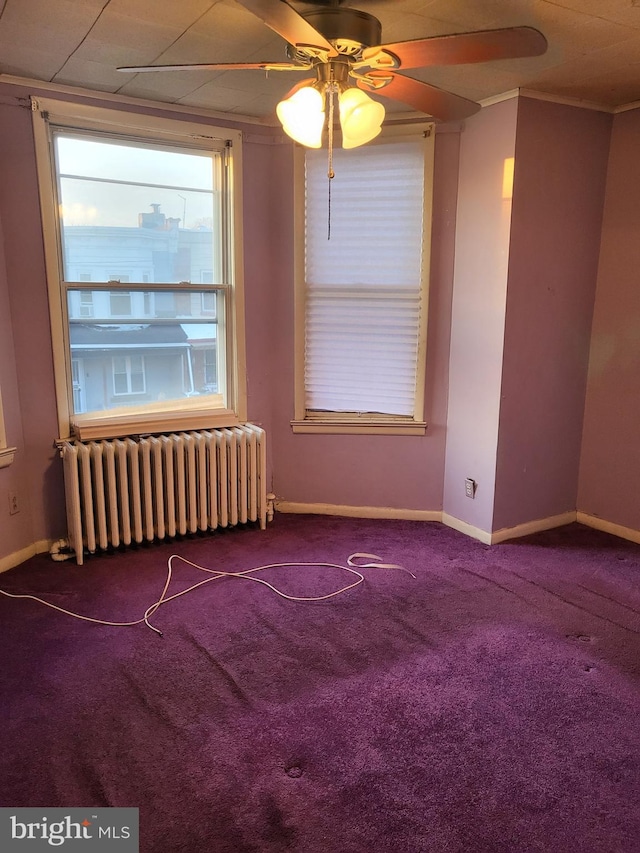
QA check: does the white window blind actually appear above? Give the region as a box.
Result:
[304,138,428,417]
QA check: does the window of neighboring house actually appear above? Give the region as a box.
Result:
[71,358,85,413]
[201,292,216,314]
[32,97,246,440]
[292,126,435,435]
[203,347,217,388]
[113,355,146,395]
[109,290,132,316]
[79,290,94,317]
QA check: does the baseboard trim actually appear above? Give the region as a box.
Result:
[491,511,577,544]
[274,502,640,548]
[441,513,492,544]
[275,501,441,522]
[577,512,640,545]
[1,514,635,576]
[442,511,579,545]
[0,539,52,574]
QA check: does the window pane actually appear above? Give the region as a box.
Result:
[130,355,145,393]
[68,291,220,415]
[113,372,129,395]
[79,290,93,317]
[67,289,219,322]
[55,135,223,285]
[110,291,131,315]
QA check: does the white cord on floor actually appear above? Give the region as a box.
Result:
[0,552,415,637]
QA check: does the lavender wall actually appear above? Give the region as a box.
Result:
[578,107,640,531]
[242,134,286,485]
[270,129,461,513]
[0,96,64,557]
[492,97,611,532]
[0,203,34,562]
[442,98,518,534]
[0,83,282,563]
[0,79,632,565]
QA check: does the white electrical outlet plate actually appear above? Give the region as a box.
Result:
[465,478,476,499]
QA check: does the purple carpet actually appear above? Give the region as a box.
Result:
[1,515,640,852]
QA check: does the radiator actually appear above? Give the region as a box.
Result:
[60,425,269,565]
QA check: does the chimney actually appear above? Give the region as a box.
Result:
[138,204,166,229]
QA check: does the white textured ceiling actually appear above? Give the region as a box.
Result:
[1,0,640,121]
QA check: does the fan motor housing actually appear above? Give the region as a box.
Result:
[288,8,382,60]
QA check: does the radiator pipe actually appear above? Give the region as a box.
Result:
[49,539,74,562]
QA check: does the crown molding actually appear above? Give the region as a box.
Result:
[518,88,612,113]
[479,88,520,107]
[614,99,640,113]
[0,73,272,128]
[480,87,613,113]
[3,73,639,132]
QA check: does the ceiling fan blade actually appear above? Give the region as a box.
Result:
[359,72,480,123]
[235,0,338,55]
[363,27,547,71]
[117,61,305,73]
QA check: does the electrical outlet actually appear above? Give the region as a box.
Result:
[8,491,19,515]
[465,478,477,499]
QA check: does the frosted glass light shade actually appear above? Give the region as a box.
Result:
[339,88,385,149]
[276,87,325,148]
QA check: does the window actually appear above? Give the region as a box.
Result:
[203,348,217,387]
[201,292,216,314]
[79,290,94,317]
[109,291,131,316]
[71,359,85,413]
[32,98,246,440]
[0,385,16,469]
[113,356,146,396]
[292,127,434,434]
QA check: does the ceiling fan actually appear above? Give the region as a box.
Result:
[118,0,547,148]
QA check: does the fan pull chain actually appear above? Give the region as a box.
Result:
[327,82,336,241]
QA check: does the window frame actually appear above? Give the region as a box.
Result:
[0,385,16,469]
[291,123,435,435]
[32,97,246,441]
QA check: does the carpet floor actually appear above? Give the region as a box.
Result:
[1,515,639,852]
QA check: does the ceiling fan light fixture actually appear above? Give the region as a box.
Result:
[276,85,325,148]
[338,87,385,149]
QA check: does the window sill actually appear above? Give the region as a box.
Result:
[70,396,239,441]
[290,418,427,436]
[0,446,16,469]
